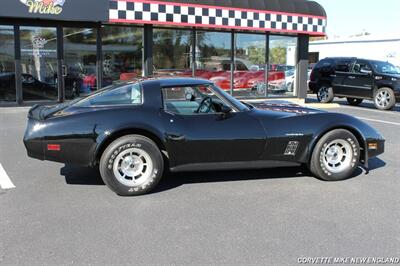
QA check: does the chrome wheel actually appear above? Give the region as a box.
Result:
[255,83,266,95]
[375,89,391,108]
[318,87,329,102]
[322,139,353,174]
[113,148,153,187]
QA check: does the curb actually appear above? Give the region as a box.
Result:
[303,103,341,109]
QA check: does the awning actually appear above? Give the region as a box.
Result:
[109,0,327,36]
[0,0,109,22]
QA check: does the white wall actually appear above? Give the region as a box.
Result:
[309,37,400,66]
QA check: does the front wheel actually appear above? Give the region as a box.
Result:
[310,129,360,181]
[99,135,164,196]
[347,97,363,106]
[317,85,334,103]
[374,87,396,110]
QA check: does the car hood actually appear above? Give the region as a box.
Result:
[249,100,324,116]
[379,73,400,79]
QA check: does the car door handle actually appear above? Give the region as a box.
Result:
[348,76,356,79]
[330,74,337,78]
[62,65,68,77]
[167,134,185,141]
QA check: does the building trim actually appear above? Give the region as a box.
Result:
[109,0,326,36]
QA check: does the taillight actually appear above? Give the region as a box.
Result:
[47,144,61,151]
[310,70,315,81]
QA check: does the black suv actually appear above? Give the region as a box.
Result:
[309,57,400,110]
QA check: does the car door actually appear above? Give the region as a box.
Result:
[332,58,356,95]
[344,60,374,98]
[161,85,267,168]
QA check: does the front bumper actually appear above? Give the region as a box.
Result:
[366,138,385,159]
[362,138,385,170]
[394,89,400,102]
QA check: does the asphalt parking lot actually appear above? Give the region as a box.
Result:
[1,99,399,265]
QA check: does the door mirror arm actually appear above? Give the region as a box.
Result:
[219,105,233,119]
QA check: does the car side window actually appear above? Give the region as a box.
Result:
[335,59,354,73]
[76,83,142,107]
[162,85,231,115]
[353,60,372,74]
[235,62,248,71]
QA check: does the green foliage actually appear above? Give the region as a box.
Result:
[247,47,265,65]
[269,47,287,64]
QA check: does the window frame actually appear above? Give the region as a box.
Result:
[152,27,193,75]
[101,25,144,84]
[74,81,144,108]
[334,58,356,74]
[352,59,373,74]
[160,84,239,116]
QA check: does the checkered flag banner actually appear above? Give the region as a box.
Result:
[109,0,327,35]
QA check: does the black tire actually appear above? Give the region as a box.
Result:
[347,98,363,106]
[374,87,396,110]
[99,135,164,196]
[310,129,360,181]
[287,82,294,92]
[316,85,334,103]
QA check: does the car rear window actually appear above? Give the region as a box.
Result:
[335,59,354,72]
[314,59,333,72]
[75,83,142,107]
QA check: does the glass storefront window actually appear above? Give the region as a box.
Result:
[153,29,192,77]
[0,25,15,102]
[234,33,266,98]
[63,28,97,99]
[195,31,232,92]
[102,26,143,83]
[268,35,297,97]
[20,26,58,101]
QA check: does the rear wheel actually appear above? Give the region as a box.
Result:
[374,87,396,110]
[347,98,363,106]
[99,135,164,196]
[310,129,360,181]
[317,85,334,103]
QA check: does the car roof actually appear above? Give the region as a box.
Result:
[140,77,213,87]
[323,57,392,64]
[324,57,357,60]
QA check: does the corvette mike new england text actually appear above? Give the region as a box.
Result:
[298,257,400,264]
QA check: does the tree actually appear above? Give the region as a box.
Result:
[269,47,286,65]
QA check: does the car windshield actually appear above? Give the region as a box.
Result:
[371,61,400,75]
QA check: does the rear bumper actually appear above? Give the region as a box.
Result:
[23,118,45,161]
[24,117,97,167]
[308,81,317,92]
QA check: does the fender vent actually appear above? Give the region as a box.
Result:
[284,141,299,156]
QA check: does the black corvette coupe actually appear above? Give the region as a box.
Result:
[24,78,385,196]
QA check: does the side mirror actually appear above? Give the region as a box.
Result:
[221,105,232,113]
[219,105,232,118]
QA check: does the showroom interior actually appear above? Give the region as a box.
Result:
[0,0,326,105]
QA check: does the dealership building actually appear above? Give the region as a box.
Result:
[0,0,326,105]
[309,34,400,66]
